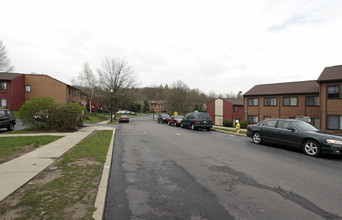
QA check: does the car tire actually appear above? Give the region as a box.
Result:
[7,122,14,131]
[252,132,262,144]
[303,140,321,157]
[191,124,197,130]
[168,121,171,126]
[181,123,184,128]
[206,128,211,131]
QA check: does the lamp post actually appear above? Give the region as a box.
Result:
[110,88,113,122]
[152,101,155,120]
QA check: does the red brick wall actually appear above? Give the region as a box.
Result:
[12,75,25,111]
[207,101,215,124]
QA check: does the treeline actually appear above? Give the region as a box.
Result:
[134,81,210,114]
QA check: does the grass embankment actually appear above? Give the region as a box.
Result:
[0,130,113,219]
[0,136,62,164]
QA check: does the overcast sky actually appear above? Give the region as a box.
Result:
[1,0,342,96]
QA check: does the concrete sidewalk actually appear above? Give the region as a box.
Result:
[0,125,114,204]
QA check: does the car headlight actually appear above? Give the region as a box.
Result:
[326,139,342,145]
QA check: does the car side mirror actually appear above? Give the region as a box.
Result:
[287,127,295,132]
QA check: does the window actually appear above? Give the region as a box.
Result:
[306,96,319,106]
[248,115,258,124]
[233,106,238,112]
[248,98,259,106]
[1,82,7,93]
[283,97,297,106]
[25,85,31,93]
[327,85,342,98]
[278,121,293,130]
[327,115,342,130]
[310,118,320,129]
[0,98,7,107]
[264,97,277,106]
[262,120,277,128]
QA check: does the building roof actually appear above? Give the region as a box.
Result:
[0,72,23,80]
[221,98,243,105]
[244,80,319,96]
[317,65,342,82]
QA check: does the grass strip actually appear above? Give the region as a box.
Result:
[0,136,62,164]
[0,130,112,219]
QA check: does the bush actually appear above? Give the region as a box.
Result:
[19,96,88,131]
[222,120,232,127]
[49,103,88,131]
[19,97,56,129]
[240,120,248,129]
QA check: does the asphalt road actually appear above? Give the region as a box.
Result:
[104,115,342,220]
[0,118,26,133]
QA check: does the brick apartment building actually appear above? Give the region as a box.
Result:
[149,100,166,113]
[317,65,342,133]
[0,73,25,110]
[0,73,88,111]
[244,65,342,134]
[25,74,88,106]
[207,98,244,126]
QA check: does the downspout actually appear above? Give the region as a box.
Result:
[11,80,13,110]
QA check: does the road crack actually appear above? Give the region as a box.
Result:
[210,166,341,220]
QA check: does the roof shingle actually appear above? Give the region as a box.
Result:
[317,65,342,82]
[0,72,23,80]
[244,80,319,96]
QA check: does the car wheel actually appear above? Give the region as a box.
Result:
[158,120,160,124]
[181,123,184,128]
[7,122,14,131]
[206,128,211,131]
[252,132,262,144]
[303,140,321,157]
[191,124,197,130]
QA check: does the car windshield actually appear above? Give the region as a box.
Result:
[198,113,211,120]
[291,121,318,131]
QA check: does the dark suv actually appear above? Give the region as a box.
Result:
[0,109,16,131]
[157,113,170,124]
[181,111,212,131]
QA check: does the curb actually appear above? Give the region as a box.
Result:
[212,128,247,136]
[93,128,116,220]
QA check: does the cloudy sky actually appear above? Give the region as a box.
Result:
[1,0,342,96]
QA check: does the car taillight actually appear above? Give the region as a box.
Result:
[195,120,198,124]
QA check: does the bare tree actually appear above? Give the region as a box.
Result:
[166,81,191,114]
[0,40,15,72]
[77,63,97,114]
[97,57,136,116]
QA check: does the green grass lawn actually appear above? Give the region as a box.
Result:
[0,136,62,164]
[0,130,113,219]
[84,113,110,123]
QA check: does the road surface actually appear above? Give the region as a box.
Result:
[104,115,342,220]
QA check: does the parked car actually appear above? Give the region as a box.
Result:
[0,109,16,131]
[181,111,212,131]
[158,113,170,124]
[246,118,342,157]
[168,115,184,127]
[119,115,129,123]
